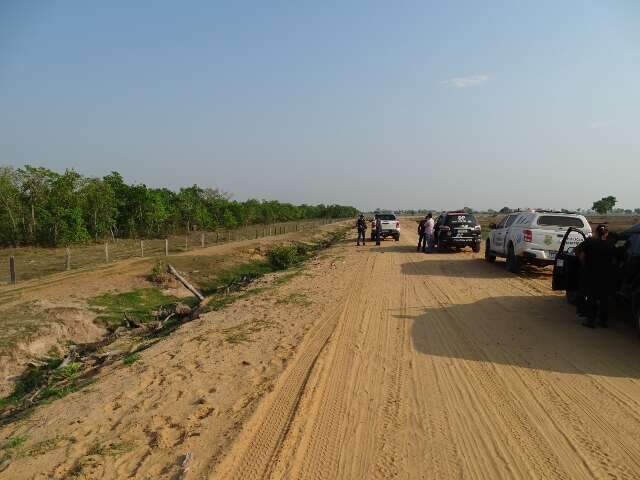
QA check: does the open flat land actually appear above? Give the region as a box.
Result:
[2,220,640,479]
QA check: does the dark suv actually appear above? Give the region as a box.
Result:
[434,211,482,252]
[552,223,640,331]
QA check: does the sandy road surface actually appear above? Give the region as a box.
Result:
[216,221,640,480]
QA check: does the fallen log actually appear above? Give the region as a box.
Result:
[167,264,205,302]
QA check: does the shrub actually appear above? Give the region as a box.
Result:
[267,245,301,270]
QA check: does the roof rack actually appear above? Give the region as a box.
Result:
[532,209,579,214]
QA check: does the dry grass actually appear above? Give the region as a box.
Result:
[0,219,332,285]
[0,302,54,356]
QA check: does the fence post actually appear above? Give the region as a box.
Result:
[201,233,205,248]
[256,229,258,239]
[140,240,144,257]
[228,231,231,242]
[185,235,188,251]
[105,242,109,263]
[165,238,169,256]
[9,256,16,284]
[65,247,71,271]
[216,232,219,243]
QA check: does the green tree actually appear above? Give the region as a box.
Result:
[0,167,24,246]
[222,209,238,228]
[592,196,617,215]
[81,178,117,240]
[17,165,55,243]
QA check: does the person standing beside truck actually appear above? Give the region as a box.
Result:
[423,213,435,253]
[578,224,617,328]
[356,214,367,246]
[375,215,382,246]
[417,216,427,251]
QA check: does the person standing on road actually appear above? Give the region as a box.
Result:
[423,213,435,253]
[577,224,617,328]
[375,215,382,246]
[417,216,427,252]
[356,214,367,246]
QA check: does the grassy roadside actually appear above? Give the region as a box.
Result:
[0,225,350,424]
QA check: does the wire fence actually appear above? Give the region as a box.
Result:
[1,218,345,285]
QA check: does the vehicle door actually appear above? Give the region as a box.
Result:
[552,227,587,291]
[491,216,509,253]
[501,214,520,254]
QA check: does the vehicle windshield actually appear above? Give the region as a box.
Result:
[447,214,476,225]
[537,216,584,228]
[377,214,396,220]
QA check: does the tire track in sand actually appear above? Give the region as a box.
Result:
[212,251,372,480]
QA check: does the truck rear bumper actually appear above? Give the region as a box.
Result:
[440,237,480,247]
[521,248,555,265]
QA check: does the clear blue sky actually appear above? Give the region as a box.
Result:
[1,1,639,211]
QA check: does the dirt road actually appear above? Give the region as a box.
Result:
[216,222,640,480]
[3,221,640,479]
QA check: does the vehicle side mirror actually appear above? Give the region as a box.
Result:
[489,223,497,229]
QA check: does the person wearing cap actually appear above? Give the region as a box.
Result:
[576,224,617,328]
[356,214,367,246]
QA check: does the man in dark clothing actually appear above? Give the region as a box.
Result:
[417,216,427,252]
[578,224,617,328]
[356,214,367,246]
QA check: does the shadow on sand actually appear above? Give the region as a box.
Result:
[393,294,640,378]
[397,254,553,280]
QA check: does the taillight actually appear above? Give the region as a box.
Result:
[396,221,400,228]
[523,229,532,242]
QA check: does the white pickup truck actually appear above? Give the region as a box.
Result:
[485,211,592,273]
[370,212,401,241]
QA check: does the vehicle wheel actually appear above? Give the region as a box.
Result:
[632,290,640,333]
[485,241,496,262]
[506,244,521,274]
[472,242,481,253]
[566,290,579,305]
[394,235,400,241]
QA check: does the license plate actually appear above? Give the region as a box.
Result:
[548,250,557,259]
[455,230,468,237]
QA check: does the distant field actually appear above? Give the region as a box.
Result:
[0,219,336,285]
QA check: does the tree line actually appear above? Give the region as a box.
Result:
[0,165,359,247]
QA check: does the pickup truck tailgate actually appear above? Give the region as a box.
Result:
[380,220,396,229]
[531,228,584,258]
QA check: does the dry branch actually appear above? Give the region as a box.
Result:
[166,264,205,302]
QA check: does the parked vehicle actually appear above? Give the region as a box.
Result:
[434,211,481,252]
[371,212,400,241]
[552,223,640,331]
[485,211,591,273]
